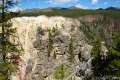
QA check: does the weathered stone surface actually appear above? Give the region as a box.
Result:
[10,15,116,80]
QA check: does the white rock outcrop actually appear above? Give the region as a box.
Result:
[10,15,93,80]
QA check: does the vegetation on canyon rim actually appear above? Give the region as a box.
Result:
[91,33,120,77]
[0,0,23,80]
[81,19,120,77]
[52,17,120,79]
[19,9,120,20]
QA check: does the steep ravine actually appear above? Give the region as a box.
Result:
[10,15,120,80]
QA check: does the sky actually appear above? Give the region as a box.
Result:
[14,0,120,10]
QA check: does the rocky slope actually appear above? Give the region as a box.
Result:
[10,15,120,80]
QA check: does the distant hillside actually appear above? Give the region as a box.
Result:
[22,6,80,13]
[106,7,120,11]
[19,7,120,20]
[98,7,120,11]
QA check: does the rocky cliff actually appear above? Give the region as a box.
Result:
[10,15,120,80]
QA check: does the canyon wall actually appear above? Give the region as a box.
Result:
[10,15,120,80]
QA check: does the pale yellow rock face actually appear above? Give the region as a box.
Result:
[10,15,93,80]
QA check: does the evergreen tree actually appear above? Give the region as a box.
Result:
[47,29,54,57]
[54,64,65,80]
[47,27,57,58]
[106,33,120,76]
[0,0,22,79]
[91,34,120,77]
[91,39,104,76]
[68,36,75,63]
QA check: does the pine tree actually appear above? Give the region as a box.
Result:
[47,29,54,57]
[106,33,120,76]
[92,34,120,77]
[68,36,75,63]
[0,0,22,79]
[91,39,103,76]
[54,64,65,80]
[47,27,57,58]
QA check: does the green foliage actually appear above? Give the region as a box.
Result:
[68,36,75,63]
[33,27,43,49]
[80,24,95,42]
[47,29,53,57]
[91,33,120,77]
[54,64,71,80]
[53,50,57,59]
[47,27,57,57]
[4,40,21,54]
[91,39,103,76]
[19,9,120,20]
[0,62,15,73]
[54,64,65,80]
[91,39,101,57]
[0,61,16,80]
[80,18,106,44]
[0,0,22,79]
[0,74,6,80]
[112,33,120,51]
[105,33,120,76]
[108,47,120,59]
[19,9,97,18]
[80,14,120,77]
[104,49,120,76]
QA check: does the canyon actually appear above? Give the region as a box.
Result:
[9,15,120,80]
